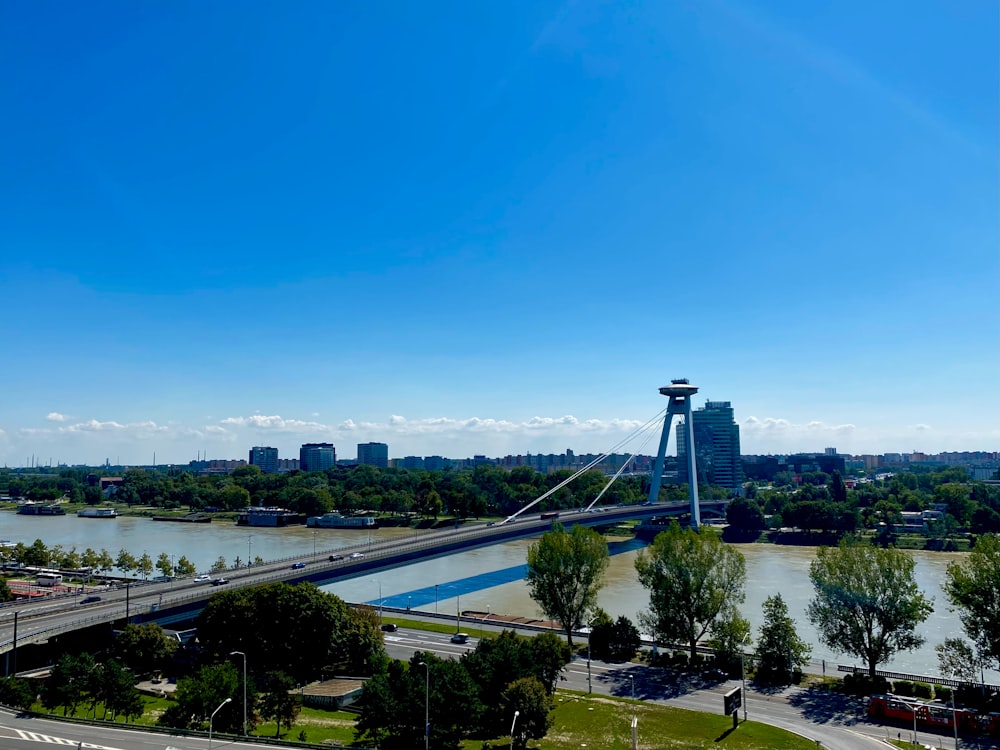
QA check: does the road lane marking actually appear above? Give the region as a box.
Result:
[7,728,124,748]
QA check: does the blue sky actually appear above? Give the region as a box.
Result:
[1,1,996,466]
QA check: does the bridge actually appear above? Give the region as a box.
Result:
[0,499,728,661]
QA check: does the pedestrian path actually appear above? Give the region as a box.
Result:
[367,537,646,609]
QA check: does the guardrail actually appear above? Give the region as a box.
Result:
[837,664,1000,692]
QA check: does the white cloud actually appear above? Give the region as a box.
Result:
[46,412,70,422]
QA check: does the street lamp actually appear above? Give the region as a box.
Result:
[741,633,750,722]
[312,530,317,560]
[511,709,520,750]
[247,535,252,568]
[629,673,635,701]
[208,697,232,750]
[587,626,592,694]
[418,662,429,750]
[230,650,247,735]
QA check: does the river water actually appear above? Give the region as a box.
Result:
[1,512,989,680]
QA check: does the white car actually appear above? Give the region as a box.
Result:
[193,574,211,582]
[349,552,365,559]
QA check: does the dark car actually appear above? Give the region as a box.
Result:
[702,668,729,682]
[211,577,228,586]
[80,595,102,604]
[291,562,306,569]
[380,623,398,632]
[329,554,344,562]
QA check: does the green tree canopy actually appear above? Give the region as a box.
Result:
[943,532,1000,669]
[503,676,553,750]
[635,521,746,660]
[197,582,384,684]
[110,623,177,678]
[526,523,609,648]
[755,593,811,685]
[807,539,932,678]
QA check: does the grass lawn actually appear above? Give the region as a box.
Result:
[518,692,819,750]
[29,690,818,749]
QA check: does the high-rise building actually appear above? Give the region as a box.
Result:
[677,400,744,490]
[249,446,279,474]
[357,442,389,468]
[300,443,336,472]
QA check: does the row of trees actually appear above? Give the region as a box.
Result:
[0,539,199,578]
[734,469,1000,536]
[523,520,973,684]
[2,464,651,518]
[356,630,570,750]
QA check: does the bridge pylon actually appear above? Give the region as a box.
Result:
[647,378,701,528]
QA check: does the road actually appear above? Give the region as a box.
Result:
[0,707,303,750]
[382,627,893,750]
[2,625,976,750]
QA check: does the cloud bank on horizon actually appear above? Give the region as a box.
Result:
[2,411,994,467]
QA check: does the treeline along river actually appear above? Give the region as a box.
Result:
[2,511,992,682]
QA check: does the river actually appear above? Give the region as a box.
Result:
[1,511,990,680]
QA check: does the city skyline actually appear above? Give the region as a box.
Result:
[1,2,996,468]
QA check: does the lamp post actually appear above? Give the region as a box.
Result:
[587,627,592,694]
[629,673,634,701]
[247,535,252,567]
[419,661,429,750]
[741,633,750,722]
[511,709,520,750]
[312,530,317,560]
[208,697,232,750]
[435,584,439,614]
[230,650,247,736]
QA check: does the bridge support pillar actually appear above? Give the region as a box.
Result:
[646,379,701,528]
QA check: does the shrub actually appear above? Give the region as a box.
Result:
[893,680,915,697]
[934,685,953,703]
[912,682,933,699]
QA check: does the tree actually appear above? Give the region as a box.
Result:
[116,549,137,576]
[502,677,553,750]
[197,582,385,684]
[942,533,1000,670]
[159,663,242,733]
[807,539,932,678]
[210,556,228,573]
[726,497,766,532]
[0,578,12,603]
[258,670,300,738]
[155,553,174,578]
[526,523,609,648]
[708,608,751,675]
[110,623,177,677]
[97,660,144,721]
[635,521,746,661]
[42,653,98,716]
[935,637,988,685]
[0,676,36,711]
[175,555,197,576]
[137,552,154,580]
[755,593,811,685]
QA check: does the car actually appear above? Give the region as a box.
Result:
[194,574,211,582]
[380,623,398,632]
[291,562,306,569]
[702,668,729,682]
[80,595,102,604]
[211,577,228,586]
[450,632,469,644]
[349,552,365,559]
[328,554,344,562]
